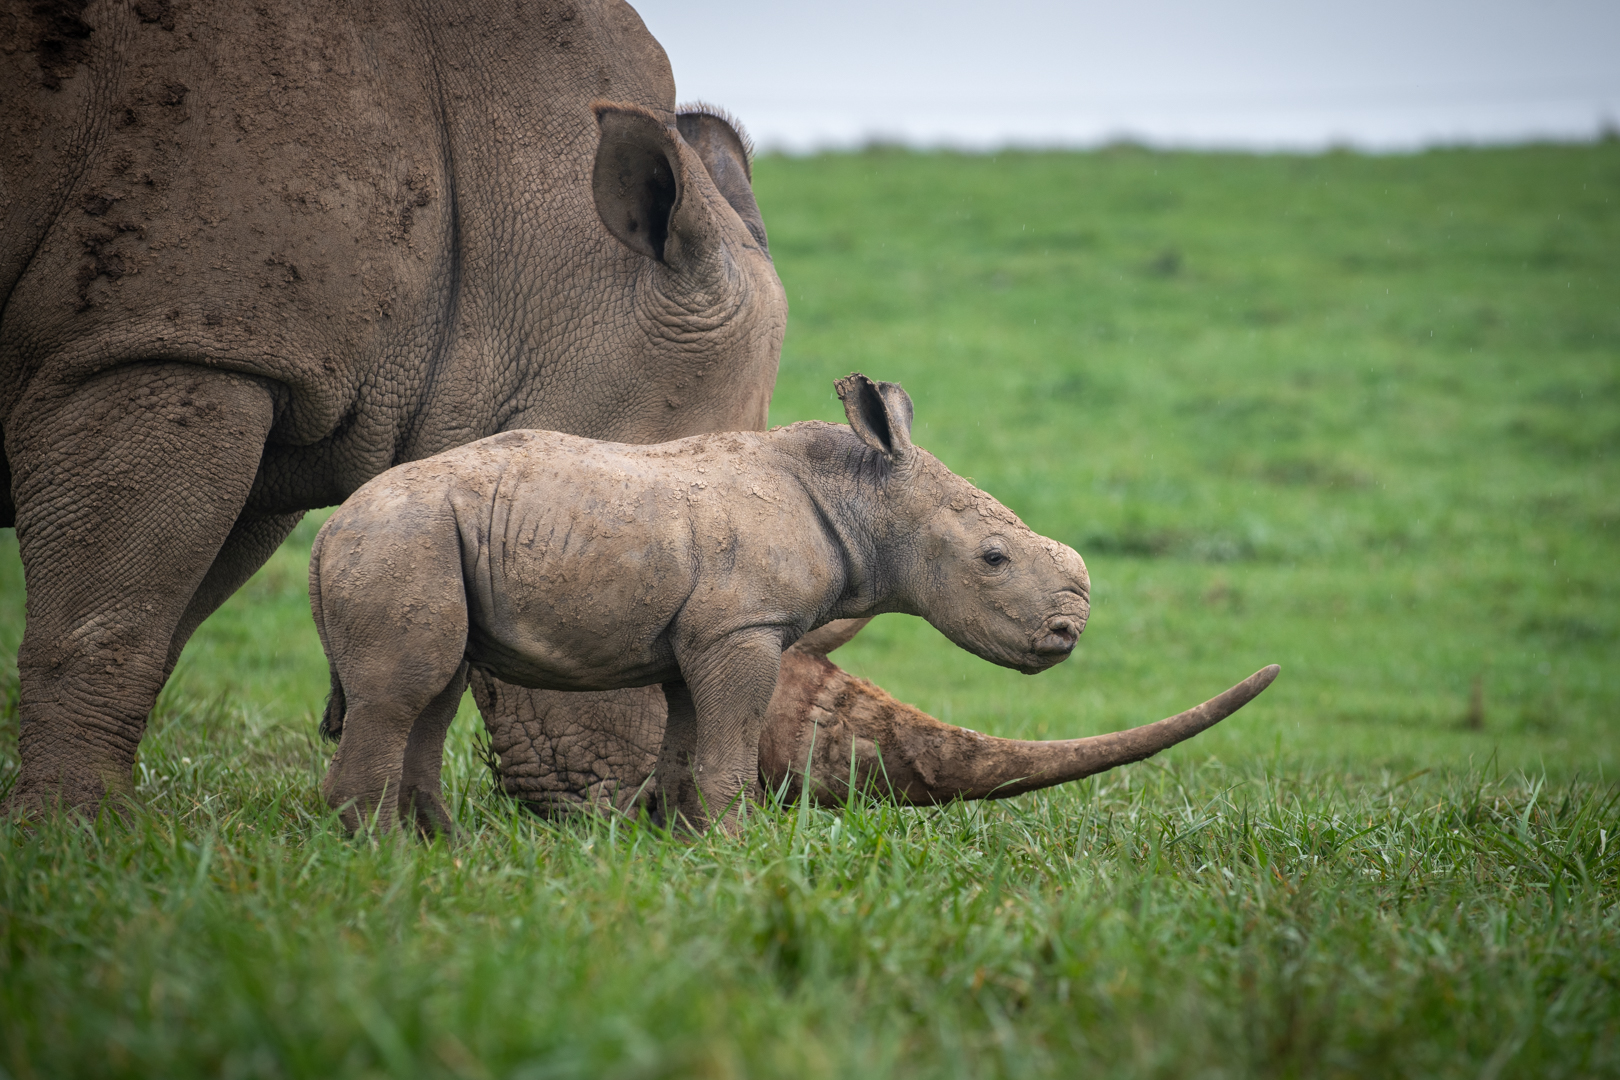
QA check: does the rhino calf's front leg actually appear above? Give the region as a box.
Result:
[655,632,783,832]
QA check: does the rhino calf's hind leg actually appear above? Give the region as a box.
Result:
[311,513,469,833]
[398,662,470,837]
[319,648,468,834]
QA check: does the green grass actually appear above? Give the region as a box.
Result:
[2,141,1618,1077]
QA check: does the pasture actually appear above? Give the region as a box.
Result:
[2,141,1617,1077]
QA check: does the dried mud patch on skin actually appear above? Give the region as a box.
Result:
[74,223,145,311]
[132,0,176,32]
[27,1,94,91]
[395,171,436,241]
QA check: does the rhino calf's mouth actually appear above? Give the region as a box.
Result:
[1034,614,1083,659]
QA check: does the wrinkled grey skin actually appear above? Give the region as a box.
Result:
[0,0,785,811]
[312,375,1091,833]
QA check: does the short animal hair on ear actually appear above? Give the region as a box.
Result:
[676,101,755,177]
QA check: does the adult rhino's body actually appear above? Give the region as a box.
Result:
[1,0,1272,815]
[1,0,787,809]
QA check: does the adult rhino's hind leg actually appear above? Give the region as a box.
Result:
[6,364,277,814]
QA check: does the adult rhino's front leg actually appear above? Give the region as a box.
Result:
[471,622,890,817]
[6,363,280,814]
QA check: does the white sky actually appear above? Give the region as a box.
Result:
[632,0,1620,151]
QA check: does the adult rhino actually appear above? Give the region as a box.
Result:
[1,0,1269,816]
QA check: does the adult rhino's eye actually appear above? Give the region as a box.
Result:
[981,550,1009,568]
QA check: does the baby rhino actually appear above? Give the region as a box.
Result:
[311,374,1090,834]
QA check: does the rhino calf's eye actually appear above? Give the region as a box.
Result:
[982,551,1009,568]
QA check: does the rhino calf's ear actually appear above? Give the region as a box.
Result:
[836,373,915,465]
[593,103,684,262]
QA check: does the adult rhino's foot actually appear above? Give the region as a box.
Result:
[7,685,151,824]
[4,740,139,822]
[11,678,149,823]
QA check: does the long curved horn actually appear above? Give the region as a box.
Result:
[759,627,1278,806]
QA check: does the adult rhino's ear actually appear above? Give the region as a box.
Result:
[593,103,685,263]
[836,373,915,466]
[676,104,769,256]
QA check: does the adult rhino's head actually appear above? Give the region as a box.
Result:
[835,375,1092,675]
[586,102,787,437]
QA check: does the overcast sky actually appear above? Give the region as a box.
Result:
[633,0,1620,151]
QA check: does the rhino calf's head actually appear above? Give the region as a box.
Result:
[833,375,1090,675]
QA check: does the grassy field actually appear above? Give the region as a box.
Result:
[2,141,1617,1077]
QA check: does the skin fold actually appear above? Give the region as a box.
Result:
[310,376,1092,833]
